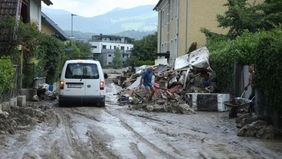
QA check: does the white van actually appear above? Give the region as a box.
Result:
[59,60,106,106]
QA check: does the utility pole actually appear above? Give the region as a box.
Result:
[18,44,23,89]
[71,13,77,39]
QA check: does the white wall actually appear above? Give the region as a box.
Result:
[157,0,179,66]
[29,0,41,30]
[89,41,134,54]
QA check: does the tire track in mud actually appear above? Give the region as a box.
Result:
[70,108,101,122]
[58,108,119,159]
[103,109,178,159]
[130,143,146,159]
[56,108,99,159]
[86,131,119,159]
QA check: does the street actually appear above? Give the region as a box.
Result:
[0,81,281,159]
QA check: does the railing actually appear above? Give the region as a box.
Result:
[101,49,132,54]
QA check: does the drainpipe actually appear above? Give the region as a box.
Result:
[185,0,188,53]
[176,0,179,57]
[159,11,162,55]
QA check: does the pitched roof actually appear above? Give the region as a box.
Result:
[153,0,164,11]
[41,12,68,41]
[42,0,53,6]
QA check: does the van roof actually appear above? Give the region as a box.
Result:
[65,59,101,64]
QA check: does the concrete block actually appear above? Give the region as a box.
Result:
[1,101,10,111]
[17,95,27,107]
[19,89,36,101]
[189,93,230,112]
[9,97,17,107]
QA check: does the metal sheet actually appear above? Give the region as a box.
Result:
[174,54,189,70]
[155,58,168,65]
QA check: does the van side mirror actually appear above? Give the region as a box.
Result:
[104,73,108,79]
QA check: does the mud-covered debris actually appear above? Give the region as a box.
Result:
[146,104,166,112]
[0,114,17,134]
[116,47,218,114]
[0,102,52,135]
[129,101,195,114]
[237,120,274,139]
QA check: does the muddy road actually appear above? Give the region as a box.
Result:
[0,82,282,159]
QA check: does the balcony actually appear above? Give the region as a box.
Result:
[101,49,131,54]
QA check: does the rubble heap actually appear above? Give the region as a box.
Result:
[0,102,53,135]
[236,114,274,139]
[117,47,216,114]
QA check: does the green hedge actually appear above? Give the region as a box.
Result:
[207,27,282,110]
[0,57,15,94]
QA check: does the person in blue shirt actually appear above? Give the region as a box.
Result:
[140,67,154,101]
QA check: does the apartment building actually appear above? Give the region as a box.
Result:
[89,35,134,66]
[154,0,227,65]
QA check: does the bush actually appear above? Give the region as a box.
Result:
[207,27,282,110]
[0,57,15,95]
[0,18,66,86]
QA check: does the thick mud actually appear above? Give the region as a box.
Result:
[0,82,281,159]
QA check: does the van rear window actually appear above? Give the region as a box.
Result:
[65,63,99,79]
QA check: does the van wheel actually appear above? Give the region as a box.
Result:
[100,100,105,107]
[59,100,65,107]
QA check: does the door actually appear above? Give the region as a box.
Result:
[64,63,85,96]
[83,63,100,96]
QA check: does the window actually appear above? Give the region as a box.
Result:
[108,62,112,65]
[108,54,112,57]
[114,46,117,49]
[102,45,107,49]
[65,63,99,79]
[92,45,97,49]
[121,46,125,50]
[110,46,112,49]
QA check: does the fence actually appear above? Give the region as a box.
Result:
[0,65,19,103]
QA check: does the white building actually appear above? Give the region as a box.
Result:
[89,34,134,66]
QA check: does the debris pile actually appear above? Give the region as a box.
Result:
[236,114,274,139]
[0,102,52,135]
[35,83,57,101]
[117,47,216,114]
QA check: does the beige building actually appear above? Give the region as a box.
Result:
[154,0,227,65]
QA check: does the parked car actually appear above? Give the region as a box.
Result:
[59,59,107,106]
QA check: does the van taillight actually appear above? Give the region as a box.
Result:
[100,81,105,90]
[60,80,64,89]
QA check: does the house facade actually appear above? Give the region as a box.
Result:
[0,0,52,46]
[89,35,134,66]
[154,0,227,65]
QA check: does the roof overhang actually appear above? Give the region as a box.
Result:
[42,0,53,6]
[153,0,164,11]
[41,12,68,41]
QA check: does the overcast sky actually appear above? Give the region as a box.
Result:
[43,0,159,17]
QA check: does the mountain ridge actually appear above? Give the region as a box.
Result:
[42,5,157,35]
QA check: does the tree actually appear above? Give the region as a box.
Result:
[258,0,282,30]
[74,41,92,58]
[127,32,157,66]
[0,18,65,85]
[216,0,262,38]
[203,0,282,39]
[113,48,122,68]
